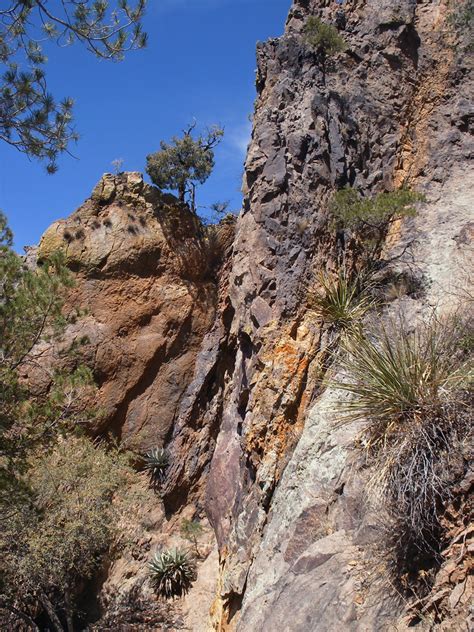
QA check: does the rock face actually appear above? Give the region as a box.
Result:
[159,0,473,630]
[36,1,473,629]
[37,172,228,450]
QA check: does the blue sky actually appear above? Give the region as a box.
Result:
[2,0,291,251]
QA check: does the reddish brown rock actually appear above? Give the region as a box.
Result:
[36,172,228,450]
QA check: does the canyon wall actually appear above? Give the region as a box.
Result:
[36,1,473,630]
[163,1,473,629]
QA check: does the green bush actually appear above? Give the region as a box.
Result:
[304,16,346,56]
[308,270,374,330]
[447,0,474,46]
[180,519,204,558]
[1,436,133,627]
[329,187,424,265]
[149,548,196,598]
[330,187,423,232]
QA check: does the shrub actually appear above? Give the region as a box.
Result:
[143,447,169,485]
[1,436,133,627]
[308,270,374,330]
[304,16,346,56]
[333,314,473,588]
[148,548,196,598]
[329,187,424,264]
[447,0,474,46]
[330,187,423,232]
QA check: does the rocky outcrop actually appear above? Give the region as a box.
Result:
[33,1,473,629]
[36,172,231,451]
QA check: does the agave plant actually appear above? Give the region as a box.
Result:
[149,548,196,598]
[142,447,169,484]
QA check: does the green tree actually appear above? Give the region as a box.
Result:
[304,16,346,84]
[0,210,78,488]
[146,122,224,212]
[304,16,346,56]
[0,1,147,173]
[329,187,424,263]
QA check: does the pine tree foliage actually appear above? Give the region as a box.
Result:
[304,16,346,56]
[0,210,82,484]
[0,1,147,172]
[146,122,224,211]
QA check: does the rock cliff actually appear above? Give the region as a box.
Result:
[36,172,231,452]
[36,1,472,630]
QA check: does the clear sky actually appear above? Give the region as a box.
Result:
[2,0,291,252]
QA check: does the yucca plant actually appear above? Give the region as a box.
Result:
[333,314,473,582]
[142,447,169,485]
[335,317,471,442]
[308,270,374,330]
[148,548,196,598]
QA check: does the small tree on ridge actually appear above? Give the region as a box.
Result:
[146,122,224,213]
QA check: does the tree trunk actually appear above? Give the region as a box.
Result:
[38,592,64,632]
[64,589,74,632]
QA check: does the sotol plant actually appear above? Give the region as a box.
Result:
[308,269,374,330]
[149,548,196,598]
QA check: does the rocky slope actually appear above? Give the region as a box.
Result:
[35,0,472,630]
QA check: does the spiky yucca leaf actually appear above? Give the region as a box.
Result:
[148,548,195,598]
[308,270,374,330]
